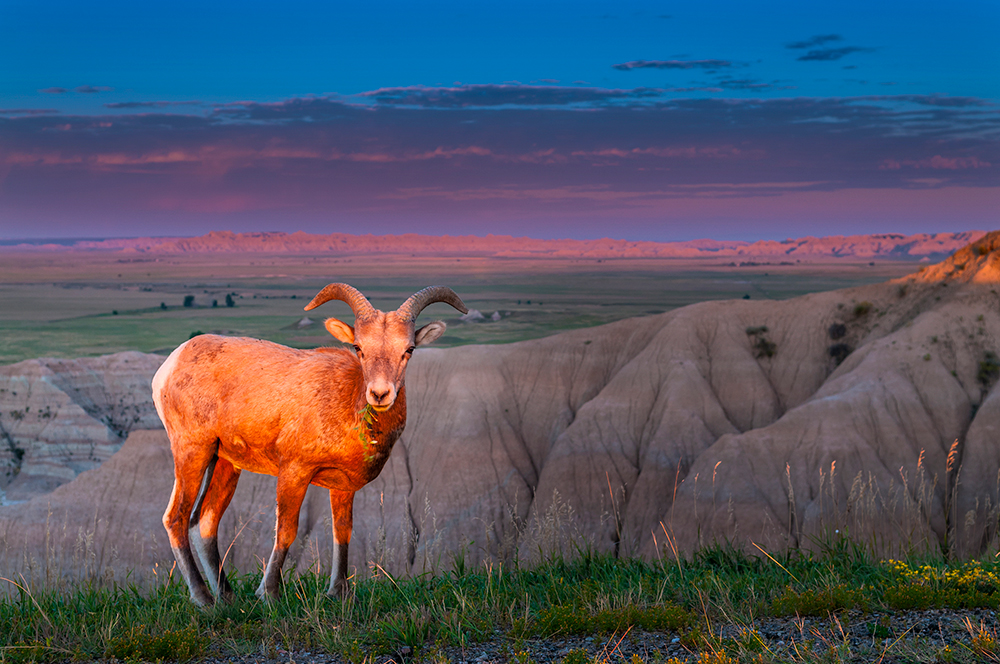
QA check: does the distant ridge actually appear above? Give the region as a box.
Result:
[3,229,987,260]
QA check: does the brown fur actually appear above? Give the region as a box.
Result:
[153,285,464,606]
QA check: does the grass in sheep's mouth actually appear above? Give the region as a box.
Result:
[1,541,998,663]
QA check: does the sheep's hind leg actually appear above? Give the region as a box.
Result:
[163,440,217,607]
[256,468,311,601]
[327,489,355,598]
[191,456,241,603]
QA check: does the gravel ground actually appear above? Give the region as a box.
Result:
[180,608,998,663]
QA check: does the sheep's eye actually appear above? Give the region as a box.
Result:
[353,345,362,356]
[404,346,415,358]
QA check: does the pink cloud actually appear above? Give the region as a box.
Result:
[880,155,992,170]
[572,146,754,159]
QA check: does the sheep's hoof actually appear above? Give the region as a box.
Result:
[255,580,281,602]
[326,580,351,599]
[190,588,215,608]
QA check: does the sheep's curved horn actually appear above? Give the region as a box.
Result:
[304,283,376,319]
[396,286,468,321]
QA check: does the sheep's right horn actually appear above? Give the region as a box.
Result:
[304,283,376,319]
[396,286,468,321]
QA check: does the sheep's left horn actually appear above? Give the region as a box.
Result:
[304,283,376,319]
[396,286,468,321]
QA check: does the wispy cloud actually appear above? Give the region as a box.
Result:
[881,156,992,170]
[786,34,843,50]
[39,87,68,94]
[889,94,989,107]
[357,84,663,108]
[716,78,794,91]
[0,108,59,116]
[105,100,203,109]
[664,86,724,93]
[612,59,733,70]
[797,46,876,62]
[75,85,114,94]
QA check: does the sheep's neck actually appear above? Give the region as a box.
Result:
[353,386,407,476]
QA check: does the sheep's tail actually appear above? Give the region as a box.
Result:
[189,448,219,527]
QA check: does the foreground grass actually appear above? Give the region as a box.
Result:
[1,544,998,663]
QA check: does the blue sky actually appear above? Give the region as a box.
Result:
[0,0,997,240]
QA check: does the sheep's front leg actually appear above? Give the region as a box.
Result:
[256,469,311,601]
[327,489,355,597]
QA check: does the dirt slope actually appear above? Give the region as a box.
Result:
[2,233,999,584]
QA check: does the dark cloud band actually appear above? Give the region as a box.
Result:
[105,101,203,109]
[357,84,663,108]
[797,47,876,61]
[786,34,843,49]
[612,59,733,70]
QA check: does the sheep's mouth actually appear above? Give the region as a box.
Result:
[370,404,392,412]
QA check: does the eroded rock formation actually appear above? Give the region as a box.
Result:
[0,352,163,501]
[2,234,999,585]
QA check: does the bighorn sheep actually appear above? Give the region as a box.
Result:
[152,284,467,606]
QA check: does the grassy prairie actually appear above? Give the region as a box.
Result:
[0,251,918,365]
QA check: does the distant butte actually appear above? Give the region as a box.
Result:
[3,229,988,261]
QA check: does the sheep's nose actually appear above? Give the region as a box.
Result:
[367,380,395,409]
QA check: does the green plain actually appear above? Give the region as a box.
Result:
[0,251,919,365]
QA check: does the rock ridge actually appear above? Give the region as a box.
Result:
[2,230,985,261]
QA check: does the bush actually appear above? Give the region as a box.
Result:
[106,625,208,662]
[771,584,862,616]
[978,351,1000,387]
[853,301,873,317]
[530,604,691,636]
[183,295,195,307]
[746,326,776,358]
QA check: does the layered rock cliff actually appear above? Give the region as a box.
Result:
[0,352,164,502]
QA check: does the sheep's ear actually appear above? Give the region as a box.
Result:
[325,317,355,344]
[414,321,446,347]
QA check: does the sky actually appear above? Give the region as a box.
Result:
[0,0,998,242]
